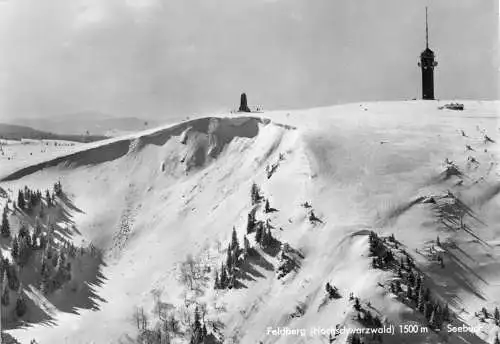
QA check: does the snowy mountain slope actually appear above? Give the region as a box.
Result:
[0,100,499,344]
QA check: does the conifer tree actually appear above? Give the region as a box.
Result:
[494,334,500,344]
[406,286,413,300]
[12,236,19,262]
[417,288,425,312]
[45,190,52,207]
[423,287,431,302]
[1,207,10,238]
[250,182,261,205]
[40,256,48,278]
[231,247,238,268]
[442,303,450,322]
[255,222,263,244]
[494,307,500,322]
[214,270,220,289]
[18,236,32,266]
[51,250,59,267]
[354,297,361,311]
[18,224,28,239]
[30,232,37,249]
[243,235,250,256]
[193,306,201,330]
[439,256,445,268]
[7,265,20,291]
[231,227,239,254]
[17,190,25,210]
[202,324,208,339]
[220,264,227,289]
[226,244,232,271]
[263,228,272,247]
[228,274,235,289]
[246,212,255,234]
[15,289,27,317]
[40,275,49,295]
[53,181,62,196]
[1,274,9,306]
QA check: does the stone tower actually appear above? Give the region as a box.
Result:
[239,93,250,112]
[418,7,438,100]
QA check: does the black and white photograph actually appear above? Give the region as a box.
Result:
[0,1,498,343]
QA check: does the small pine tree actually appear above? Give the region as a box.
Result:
[406,286,413,300]
[417,289,425,312]
[494,334,500,344]
[51,250,59,268]
[264,199,270,213]
[255,222,263,243]
[247,212,255,234]
[442,303,450,322]
[18,236,32,266]
[228,274,235,289]
[46,189,52,207]
[214,270,220,289]
[231,227,239,253]
[243,235,250,256]
[40,276,49,295]
[1,275,9,306]
[354,297,361,311]
[17,190,25,210]
[15,290,27,317]
[30,232,37,249]
[260,228,268,247]
[7,265,20,291]
[202,324,208,340]
[226,244,232,271]
[18,224,29,239]
[365,311,373,325]
[193,306,201,330]
[423,287,431,302]
[250,183,260,205]
[220,264,227,289]
[12,236,19,262]
[1,207,10,238]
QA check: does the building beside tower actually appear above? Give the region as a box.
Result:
[418,7,438,100]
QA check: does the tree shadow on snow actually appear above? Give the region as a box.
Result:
[58,192,85,215]
[233,249,274,289]
[48,253,108,314]
[420,247,487,313]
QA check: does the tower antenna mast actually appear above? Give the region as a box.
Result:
[425,6,429,49]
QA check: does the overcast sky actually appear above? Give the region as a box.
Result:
[0,0,497,121]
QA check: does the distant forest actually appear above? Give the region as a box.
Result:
[0,124,108,143]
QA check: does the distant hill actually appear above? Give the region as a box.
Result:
[11,112,159,137]
[0,123,108,142]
